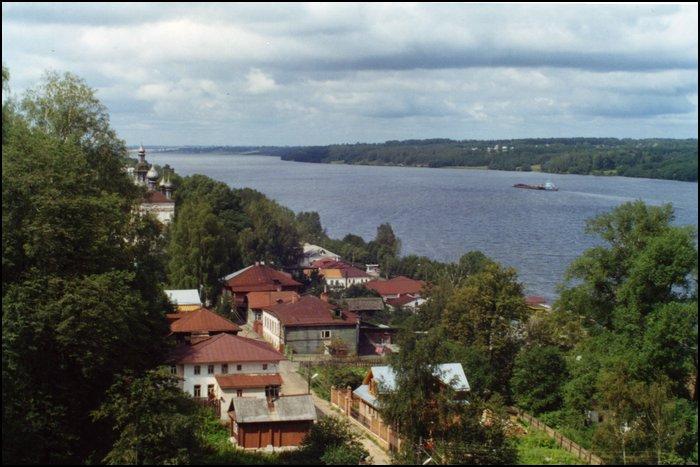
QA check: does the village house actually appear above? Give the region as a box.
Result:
[130,145,176,224]
[228,394,317,449]
[222,262,303,327]
[168,333,285,422]
[165,289,203,312]
[260,294,360,355]
[300,242,341,267]
[359,322,399,356]
[343,297,385,319]
[167,307,240,343]
[331,363,470,451]
[364,276,426,300]
[385,295,427,312]
[308,259,373,289]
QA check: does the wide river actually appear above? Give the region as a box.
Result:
[148,153,698,302]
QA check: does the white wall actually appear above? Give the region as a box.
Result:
[219,387,267,421]
[180,361,278,397]
[261,311,283,350]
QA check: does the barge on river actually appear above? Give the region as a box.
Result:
[513,181,558,191]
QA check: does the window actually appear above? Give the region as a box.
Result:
[194,365,200,375]
[236,364,242,371]
[207,364,214,375]
[207,384,215,398]
[320,330,331,339]
[236,389,243,397]
[221,364,228,374]
[194,385,201,398]
[262,363,268,370]
[170,365,177,375]
[265,386,280,399]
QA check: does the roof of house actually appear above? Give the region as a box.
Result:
[142,191,174,204]
[303,243,340,258]
[169,308,239,334]
[386,295,425,308]
[371,363,470,393]
[344,297,385,312]
[165,289,202,306]
[230,395,317,424]
[223,264,302,292]
[247,291,300,309]
[168,333,284,364]
[322,265,370,279]
[365,276,426,296]
[215,374,283,389]
[265,295,359,327]
[525,295,547,306]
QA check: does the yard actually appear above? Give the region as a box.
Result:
[298,364,369,401]
[515,422,582,465]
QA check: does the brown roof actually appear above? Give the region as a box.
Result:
[215,374,283,389]
[142,190,174,204]
[169,333,284,364]
[224,264,302,292]
[365,276,426,297]
[247,291,300,309]
[169,308,239,334]
[312,260,369,279]
[344,297,385,312]
[525,296,547,306]
[265,295,359,327]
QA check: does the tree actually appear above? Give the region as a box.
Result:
[296,211,327,244]
[286,416,369,465]
[167,200,230,304]
[441,262,529,394]
[511,346,568,414]
[93,370,203,465]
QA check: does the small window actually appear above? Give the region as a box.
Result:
[262,363,268,370]
[193,365,201,375]
[170,365,177,375]
[236,364,242,371]
[221,364,228,374]
[207,364,214,375]
[207,384,215,397]
[237,389,243,397]
[194,385,201,398]
[320,330,331,339]
[265,385,280,399]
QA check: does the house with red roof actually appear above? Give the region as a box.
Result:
[167,307,239,343]
[221,262,303,329]
[168,333,285,421]
[307,259,372,289]
[260,295,360,355]
[364,276,426,299]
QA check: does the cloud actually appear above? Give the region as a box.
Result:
[2,3,697,145]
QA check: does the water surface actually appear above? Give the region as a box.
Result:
[148,153,698,302]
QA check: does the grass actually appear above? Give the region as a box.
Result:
[515,423,582,465]
[299,364,368,401]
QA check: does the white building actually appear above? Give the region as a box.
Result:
[301,243,341,267]
[165,289,202,311]
[131,146,176,225]
[168,333,284,421]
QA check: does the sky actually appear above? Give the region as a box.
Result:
[2,2,698,146]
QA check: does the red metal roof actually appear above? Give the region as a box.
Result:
[386,295,420,308]
[215,373,283,389]
[169,308,239,333]
[265,295,358,327]
[225,264,302,292]
[169,333,284,364]
[247,291,300,309]
[142,191,174,204]
[365,276,426,297]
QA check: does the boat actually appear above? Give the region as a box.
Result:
[513,181,558,191]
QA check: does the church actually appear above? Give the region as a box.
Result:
[129,145,176,225]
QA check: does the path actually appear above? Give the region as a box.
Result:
[239,324,391,464]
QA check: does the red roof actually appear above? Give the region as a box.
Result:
[215,373,283,389]
[310,258,344,269]
[169,308,239,334]
[169,333,284,364]
[224,264,302,292]
[365,276,426,297]
[525,296,547,306]
[265,295,358,327]
[311,259,369,279]
[143,191,174,204]
[386,295,420,308]
[247,291,300,309]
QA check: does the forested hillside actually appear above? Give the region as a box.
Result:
[260,138,698,182]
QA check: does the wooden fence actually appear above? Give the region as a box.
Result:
[515,408,604,465]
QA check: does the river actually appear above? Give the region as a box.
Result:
[147,153,698,302]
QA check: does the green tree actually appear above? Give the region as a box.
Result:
[93,370,203,465]
[287,416,369,465]
[511,345,568,414]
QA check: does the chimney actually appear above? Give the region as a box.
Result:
[255,261,260,267]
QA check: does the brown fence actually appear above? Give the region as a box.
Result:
[295,355,387,368]
[515,409,604,465]
[330,386,402,452]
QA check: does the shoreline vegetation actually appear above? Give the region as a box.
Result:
[155,137,698,182]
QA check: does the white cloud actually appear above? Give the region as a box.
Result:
[246,69,278,94]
